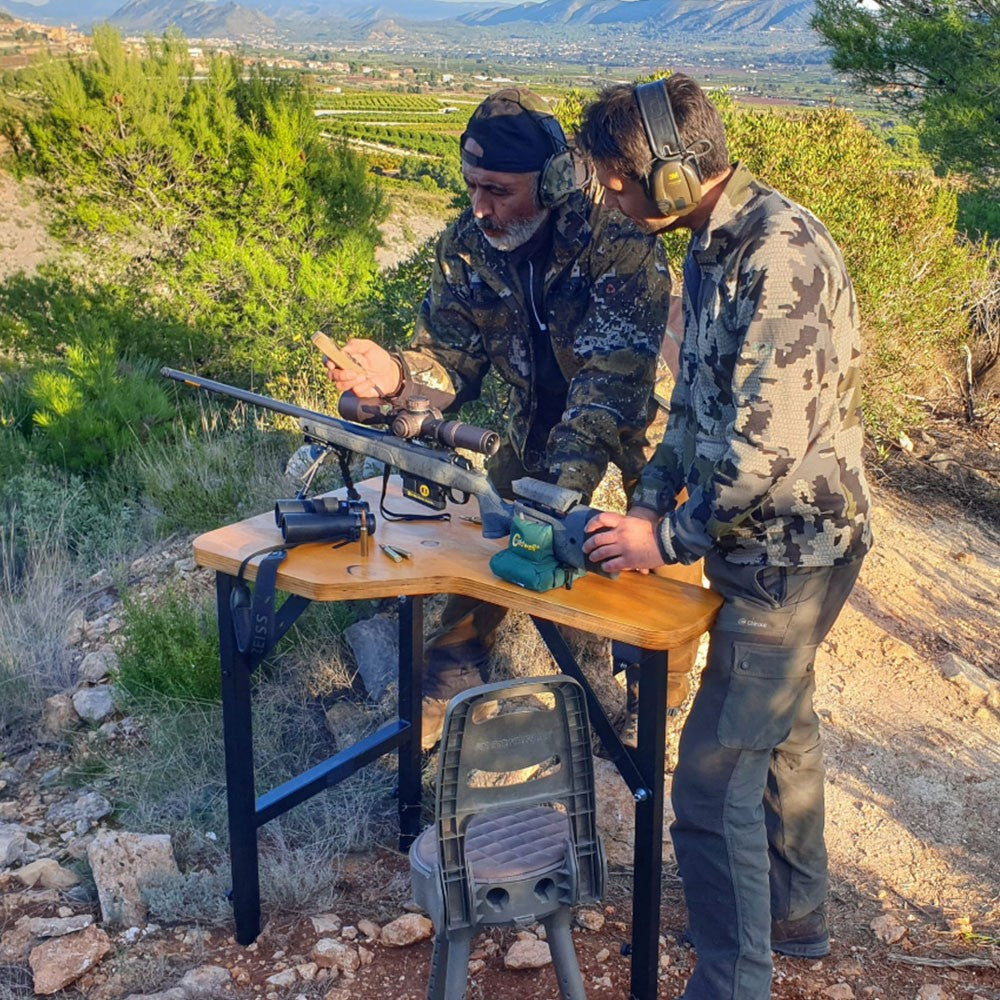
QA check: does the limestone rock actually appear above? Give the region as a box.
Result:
[310,912,343,935]
[345,614,399,701]
[311,938,360,973]
[820,985,854,1000]
[380,913,433,947]
[72,685,116,723]
[87,830,179,926]
[177,964,232,996]
[28,923,111,995]
[14,857,80,889]
[939,653,998,701]
[869,913,906,944]
[504,937,552,969]
[46,790,113,828]
[592,757,676,868]
[0,822,28,866]
[357,918,381,940]
[917,986,951,1000]
[79,649,119,683]
[42,693,80,736]
[575,908,606,932]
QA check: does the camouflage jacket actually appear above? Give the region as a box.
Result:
[632,163,873,567]
[397,188,671,500]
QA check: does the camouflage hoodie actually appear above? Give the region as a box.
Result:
[632,163,873,567]
[396,187,671,500]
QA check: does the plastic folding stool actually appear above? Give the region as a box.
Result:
[409,675,606,1000]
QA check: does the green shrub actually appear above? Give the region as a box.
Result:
[958,185,1000,243]
[115,584,220,703]
[141,868,232,925]
[27,341,174,474]
[365,235,439,347]
[8,29,387,388]
[0,458,145,565]
[0,271,205,371]
[136,419,301,533]
[720,105,991,436]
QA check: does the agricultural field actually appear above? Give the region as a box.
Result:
[315,90,474,176]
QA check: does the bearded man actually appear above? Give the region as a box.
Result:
[327,88,672,748]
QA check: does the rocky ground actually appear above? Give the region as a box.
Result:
[1,173,999,1000]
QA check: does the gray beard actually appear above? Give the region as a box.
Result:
[479,207,550,252]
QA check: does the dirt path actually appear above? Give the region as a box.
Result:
[0,171,53,280]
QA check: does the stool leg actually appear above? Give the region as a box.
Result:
[426,932,449,1000]
[543,908,587,1000]
[442,925,474,1000]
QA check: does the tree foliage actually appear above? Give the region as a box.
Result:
[812,0,1000,175]
[720,104,991,433]
[7,26,387,385]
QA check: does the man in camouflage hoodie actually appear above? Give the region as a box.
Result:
[327,88,671,748]
[578,76,872,1000]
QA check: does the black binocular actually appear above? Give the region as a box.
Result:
[274,497,375,545]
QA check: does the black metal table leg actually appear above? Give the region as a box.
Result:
[397,595,424,849]
[630,647,669,1000]
[216,571,261,946]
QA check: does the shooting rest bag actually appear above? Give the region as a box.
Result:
[489,513,584,592]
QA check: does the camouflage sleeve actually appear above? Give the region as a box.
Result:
[630,367,690,515]
[548,236,670,498]
[396,235,491,414]
[658,231,846,563]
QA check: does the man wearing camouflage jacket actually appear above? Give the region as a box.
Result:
[328,88,671,748]
[578,75,872,1000]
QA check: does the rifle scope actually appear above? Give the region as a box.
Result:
[338,394,500,457]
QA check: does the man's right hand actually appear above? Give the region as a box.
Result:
[324,338,402,399]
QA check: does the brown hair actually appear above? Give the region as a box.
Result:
[577,74,729,181]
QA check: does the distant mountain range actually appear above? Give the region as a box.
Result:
[458,0,814,30]
[0,0,820,42]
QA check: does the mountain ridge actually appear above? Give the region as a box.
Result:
[0,0,819,39]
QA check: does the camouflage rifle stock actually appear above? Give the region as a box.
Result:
[161,367,609,576]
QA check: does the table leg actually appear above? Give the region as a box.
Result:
[216,572,261,945]
[397,595,424,849]
[630,648,669,1000]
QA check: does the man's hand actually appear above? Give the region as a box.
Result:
[324,338,402,399]
[582,507,665,575]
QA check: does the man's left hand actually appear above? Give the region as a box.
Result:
[582,510,665,575]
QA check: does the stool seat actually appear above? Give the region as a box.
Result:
[413,805,572,882]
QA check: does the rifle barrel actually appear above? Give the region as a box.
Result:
[161,367,333,425]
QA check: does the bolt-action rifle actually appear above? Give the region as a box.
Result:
[161,368,611,578]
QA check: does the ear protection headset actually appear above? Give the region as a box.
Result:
[634,79,702,216]
[525,104,580,209]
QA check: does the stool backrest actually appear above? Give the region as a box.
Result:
[434,675,603,929]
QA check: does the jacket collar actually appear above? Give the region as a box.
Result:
[690,161,759,256]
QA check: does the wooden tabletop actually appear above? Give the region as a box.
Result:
[193,478,721,651]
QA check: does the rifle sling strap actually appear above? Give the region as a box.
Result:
[230,545,310,669]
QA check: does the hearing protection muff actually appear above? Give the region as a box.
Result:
[460,89,582,209]
[634,80,702,217]
[528,107,581,209]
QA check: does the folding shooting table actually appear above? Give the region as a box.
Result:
[193,478,721,1000]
